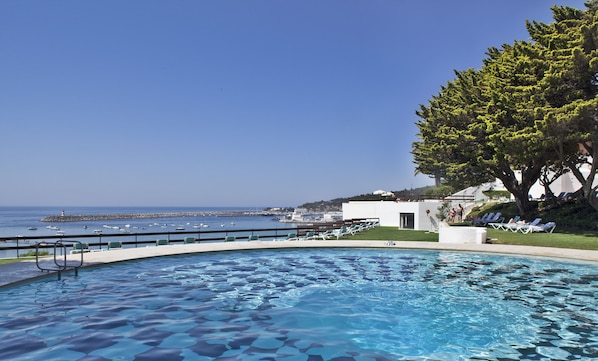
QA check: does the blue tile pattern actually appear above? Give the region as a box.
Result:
[0,249,597,360]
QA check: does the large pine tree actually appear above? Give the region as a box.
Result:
[529,2,598,210]
[413,43,551,215]
[413,2,598,214]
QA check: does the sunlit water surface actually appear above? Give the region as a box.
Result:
[0,248,597,360]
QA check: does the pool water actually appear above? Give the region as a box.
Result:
[0,249,597,360]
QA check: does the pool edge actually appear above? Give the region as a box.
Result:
[1,241,597,288]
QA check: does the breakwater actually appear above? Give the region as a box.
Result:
[41,210,276,222]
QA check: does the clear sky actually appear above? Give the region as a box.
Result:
[1,0,587,208]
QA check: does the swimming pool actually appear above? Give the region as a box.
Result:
[0,248,596,360]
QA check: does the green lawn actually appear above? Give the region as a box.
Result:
[0,257,36,265]
[343,226,598,250]
[485,228,598,250]
[343,227,438,242]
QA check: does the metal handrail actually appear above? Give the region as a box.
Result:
[35,240,84,279]
[1,218,376,258]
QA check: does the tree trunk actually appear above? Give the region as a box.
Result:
[588,191,598,211]
[434,174,442,187]
[512,188,534,215]
[566,141,598,211]
[543,183,555,200]
[495,164,542,216]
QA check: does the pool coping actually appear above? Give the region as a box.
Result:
[1,240,597,288]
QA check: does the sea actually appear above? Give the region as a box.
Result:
[0,206,294,258]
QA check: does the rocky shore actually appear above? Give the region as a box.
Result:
[41,210,276,222]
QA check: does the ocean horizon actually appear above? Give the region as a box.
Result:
[0,205,291,240]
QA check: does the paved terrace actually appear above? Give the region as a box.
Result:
[1,240,598,288]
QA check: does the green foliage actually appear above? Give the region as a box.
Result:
[436,202,451,221]
[470,199,598,232]
[413,2,598,214]
[467,202,522,221]
[424,185,455,198]
[19,250,49,257]
[0,250,51,264]
[482,190,511,199]
[532,198,598,232]
[529,2,598,209]
[392,187,435,200]
[298,186,434,211]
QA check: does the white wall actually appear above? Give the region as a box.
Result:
[518,164,598,199]
[342,200,443,231]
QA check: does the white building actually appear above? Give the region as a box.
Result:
[449,163,596,205]
[526,165,597,199]
[342,200,444,231]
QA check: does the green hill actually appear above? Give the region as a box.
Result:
[298,186,434,212]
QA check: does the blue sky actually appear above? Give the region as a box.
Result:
[1,0,586,207]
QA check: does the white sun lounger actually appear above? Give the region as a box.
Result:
[509,218,542,233]
[520,221,557,234]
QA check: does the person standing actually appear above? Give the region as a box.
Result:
[456,204,464,223]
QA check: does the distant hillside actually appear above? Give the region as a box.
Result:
[298,186,434,212]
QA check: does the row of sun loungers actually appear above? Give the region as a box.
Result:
[213,221,379,242]
[472,212,504,226]
[487,217,557,234]
[69,220,380,252]
[315,220,380,240]
[70,240,122,254]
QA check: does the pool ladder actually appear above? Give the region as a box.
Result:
[35,240,84,280]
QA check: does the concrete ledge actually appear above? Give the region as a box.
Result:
[438,223,487,244]
[1,240,597,288]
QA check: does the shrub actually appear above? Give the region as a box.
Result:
[482,190,512,200]
[20,250,49,257]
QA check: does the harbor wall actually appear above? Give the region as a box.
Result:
[41,210,274,222]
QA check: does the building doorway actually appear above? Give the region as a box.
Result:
[400,213,414,229]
